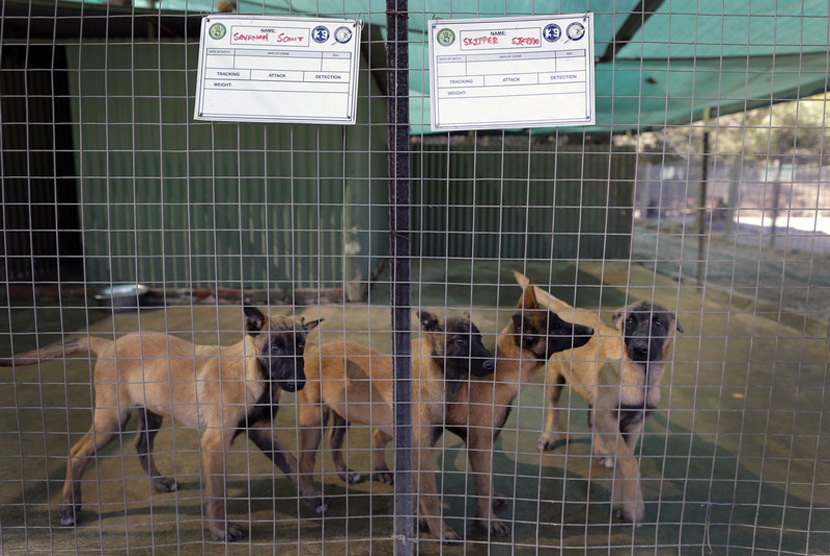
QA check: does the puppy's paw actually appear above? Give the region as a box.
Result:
[152,477,179,493]
[302,496,328,515]
[615,504,645,527]
[374,469,394,485]
[337,469,362,484]
[440,528,462,545]
[58,505,80,526]
[422,519,462,544]
[487,518,510,537]
[212,522,247,542]
[537,433,558,452]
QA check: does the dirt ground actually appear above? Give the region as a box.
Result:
[0,260,828,555]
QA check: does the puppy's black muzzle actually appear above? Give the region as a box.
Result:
[473,356,495,377]
[446,354,495,378]
[469,338,495,377]
[570,325,594,350]
[627,339,663,363]
[267,356,306,393]
[545,324,593,358]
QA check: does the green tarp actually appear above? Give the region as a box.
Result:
[13,0,830,133]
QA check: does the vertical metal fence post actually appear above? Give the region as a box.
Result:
[696,106,711,286]
[385,0,416,553]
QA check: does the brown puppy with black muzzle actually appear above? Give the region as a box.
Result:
[297,311,494,543]
[373,282,594,537]
[0,306,321,542]
[514,271,683,525]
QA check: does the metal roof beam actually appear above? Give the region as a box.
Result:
[599,0,665,63]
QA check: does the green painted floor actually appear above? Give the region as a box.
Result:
[0,260,827,554]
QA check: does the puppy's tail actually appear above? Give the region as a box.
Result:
[0,338,111,367]
[512,270,575,312]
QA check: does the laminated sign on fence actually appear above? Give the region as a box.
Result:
[194,16,363,124]
[429,14,595,131]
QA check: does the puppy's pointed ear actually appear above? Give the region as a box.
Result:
[611,308,625,331]
[674,316,684,334]
[418,310,442,332]
[244,305,267,334]
[512,270,531,287]
[511,313,530,336]
[303,318,323,331]
[517,279,539,310]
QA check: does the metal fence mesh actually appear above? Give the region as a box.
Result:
[1,2,829,555]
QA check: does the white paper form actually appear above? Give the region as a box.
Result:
[429,14,595,131]
[194,16,362,125]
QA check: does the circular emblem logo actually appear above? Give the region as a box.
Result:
[543,23,561,43]
[208,23,226,41]
[334,26,353,44]
[436,28,455,47]
[312,26,330,44]
[566,22,585,41]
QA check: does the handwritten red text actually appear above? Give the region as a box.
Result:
[512,37,540,46]
[463,36,499,46]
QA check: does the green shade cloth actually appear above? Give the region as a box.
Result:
[14,0,830,133]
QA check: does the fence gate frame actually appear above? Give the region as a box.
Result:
[385,0,416,553]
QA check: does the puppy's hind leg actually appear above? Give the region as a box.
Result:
[135,408,179,493]
[329,412,361,484]
[538,369,567,451]
[60,408,131,526]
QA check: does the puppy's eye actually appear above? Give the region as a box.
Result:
[454,337,467,345]
[297,342,305,352]
[653,319,663,328]
[626,317,635,326]
[271,338,285,350]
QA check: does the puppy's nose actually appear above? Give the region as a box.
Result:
[633,343,650,358]
[483,359,495,372]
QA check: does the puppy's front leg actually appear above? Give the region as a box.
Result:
[592,410,644,525]
[201,429,246,542]
[329,412,361,484]
[416,441,460,543]
[246,418,328,515]
[467,426,510,537]
[622,418,645,454]
[295,405,329,515]
[372,429,394,484]
[247,419,298,477]
[538,368,567,452]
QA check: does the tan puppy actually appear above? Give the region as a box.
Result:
[0,306,321,542]
[297,311,494,543]
[514,271,682,524]
[373,283,594,537]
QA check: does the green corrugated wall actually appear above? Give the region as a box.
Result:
[411,143,635,261]
[63,39,634,292]
[65,40,389,293]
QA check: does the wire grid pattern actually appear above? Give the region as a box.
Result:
[1,2,829,555]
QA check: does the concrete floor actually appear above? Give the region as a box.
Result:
[0,260,828,555]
